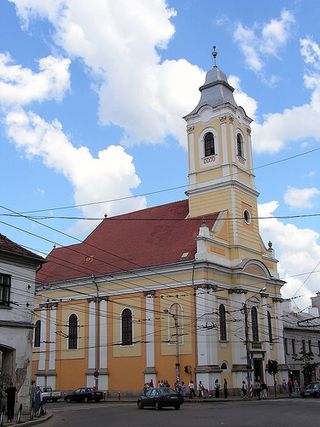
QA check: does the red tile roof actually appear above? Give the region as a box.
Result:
[0,233,44,263]
[36,200,219,285]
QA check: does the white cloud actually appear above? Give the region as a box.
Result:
[10,0,204,148]
[234,9,295,74]
[300,36,320,68]
[258,201,320,309]
[0,53,71,108]
[284,186,320,209]
[5,108,146,233]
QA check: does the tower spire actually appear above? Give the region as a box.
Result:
[211,46,218,67]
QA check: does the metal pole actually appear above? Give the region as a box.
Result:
[93,279,100,390]
[174,311,180,381]
[244,303,251,395]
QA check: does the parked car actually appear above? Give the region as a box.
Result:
[301,382,320,398]
[137,387,184,410]
[40,387,63,403]
[64,387,104,403]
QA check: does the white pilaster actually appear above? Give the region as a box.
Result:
[196,288,217,366]
[88,301,96,370]
[145,295,155,368]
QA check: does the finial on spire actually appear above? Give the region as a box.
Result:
[211,46,218,67]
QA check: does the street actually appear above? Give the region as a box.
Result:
[44,399,320,427]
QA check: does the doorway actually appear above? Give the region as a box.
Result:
[253,359,264,382]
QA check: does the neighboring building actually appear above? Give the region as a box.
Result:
[33,55,287,395]
[0,233,44,410]
[283,301,320,386]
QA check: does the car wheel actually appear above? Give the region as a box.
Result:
[155,401,161,410]
[84,397,89,403]
[66,397,71,403]
[174,404,180,410]
[137,400,144,409]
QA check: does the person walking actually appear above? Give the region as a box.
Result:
[241,380,247,399]
[198,381,204,398]
[223,379,228,398]
[214,379,220,398]
[254,378,262,400]
[188,380,196,399]
[261,381,268,399]
[5,382,17,422]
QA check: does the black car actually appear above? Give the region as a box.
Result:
[64,387,104,403]
[137,387,184,410]
[301,382,320,398]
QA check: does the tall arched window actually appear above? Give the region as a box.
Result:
[251,306,259,342]
[169,303,183,344]
[122,308,133,345]
[68,314,78,350]
[219,304,227,341]
[237,133,243,157]
[267,311,273,343]
[204,132,215,157]
[34,320,41,348]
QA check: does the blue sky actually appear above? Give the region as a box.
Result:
[0,0,320,309]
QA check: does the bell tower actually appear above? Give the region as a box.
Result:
[184,48,263,258]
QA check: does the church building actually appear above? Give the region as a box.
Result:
[33,53,287,395]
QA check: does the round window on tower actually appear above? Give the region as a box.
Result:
[243,209,251,224]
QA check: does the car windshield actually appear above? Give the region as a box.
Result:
[160,388,176,394]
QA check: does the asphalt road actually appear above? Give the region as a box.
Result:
[44,398,320,427]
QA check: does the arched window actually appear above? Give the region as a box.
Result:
[267,311,273,343]
[251,306,259,342]
[237,133,243,157]
[68,314,78,350]
[204,132,215,157]
[34,320,41,348]
[122,308,133,345]
[169,303,183,344]
[219,304,227,341]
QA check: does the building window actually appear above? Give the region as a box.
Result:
[34,320,41,348]
[237,133,244,157]
[122,308,133,345]
[284,338,288,355]
[0,274,11,306]
[168,303,183,345]
[68,314,78,350]
[204,132,215,157]
[267,311,273,343]
[219,304,227,341]
[292,339,296,355]
[302,339,306,354]
[251,306,259,342]
[308,339,312,354]
[243,209,251,224]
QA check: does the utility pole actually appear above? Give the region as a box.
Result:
[93,278,100,390]
[243,302,251,394]
[173,312,180,381]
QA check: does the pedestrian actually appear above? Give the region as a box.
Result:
[149,379,154,388]
[254,378,261,400]
[261,381,268,399]
[214,379,220,398]
[281,379,287,393]
[181,381,186,398]
[241,380,247,399]
[189,380,195,399]
[223,379,228,398]
[5,382,17,422]
[30,380,37,412]
[288,378,293,395]
[34,386,42,416]
[198,381,204,397]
